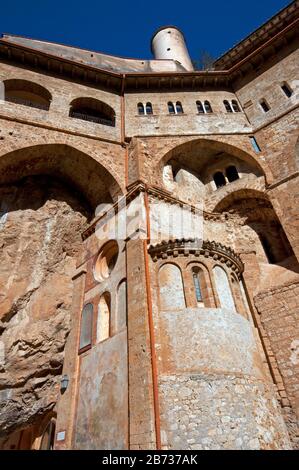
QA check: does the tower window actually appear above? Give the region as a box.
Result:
[281,83,293,98]
[226,166,239,182]
[260,99,270,113]
[224,100,233,112]
[168,101,175,114]
[138,102,145,115]
[175,101,184,114]
[213,171,226,189]
[231,100,241,112]
[196,100,205,114]
[146,102,153,114]
[204,100,213,113]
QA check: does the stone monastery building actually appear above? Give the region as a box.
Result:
[0,0,298,451]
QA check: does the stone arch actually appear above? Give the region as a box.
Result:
[97,292,111,343]
[159,137,271,185]
[159,137,269,206]
[0,143,123,209]
[213,188,295,266]
[4,78,52,110]
[158,262,185,311]
[69,97,115,127]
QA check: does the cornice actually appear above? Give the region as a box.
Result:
[148,238,244,276]
[0,13,298,92]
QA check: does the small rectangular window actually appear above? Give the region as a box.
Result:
[250,136,261,153]
[260,99,270,113]
[281,83,293,98]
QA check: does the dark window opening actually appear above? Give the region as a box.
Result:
[196,100,205,114]
[224,100,232,113]
[4,79,51,111]
[281,83,293,98]
[138,102,145,115]
[213,171,226,188]
[226,166,239,182]
[259,234,276,264]
[176,101,184,114]
[40,420,56,450]
[146,102,153,114]
[69,98,115,126]
[168,101,175,114]
[231,100,241,112]
[260,99,270,113]
[204,100,212,113]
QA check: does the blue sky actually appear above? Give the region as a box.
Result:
[0,0,291,61]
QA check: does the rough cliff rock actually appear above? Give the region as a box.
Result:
[0,175,90,436]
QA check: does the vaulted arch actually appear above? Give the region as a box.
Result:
[0,143,123,208]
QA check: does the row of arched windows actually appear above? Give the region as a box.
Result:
[213,165,240,189]
[159,262,241,314]
[137,99,242,115]
[3,79,116,126]
[79,280,127,353]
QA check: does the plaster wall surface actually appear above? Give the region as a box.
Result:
[156,307,291,449]
[74,330,128,450]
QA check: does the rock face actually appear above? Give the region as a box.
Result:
[0,175,90,436]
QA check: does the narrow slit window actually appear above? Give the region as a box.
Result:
[175,101,184,114]
[260,99,270,113]
[224,100,233,112]
[196,100,205,114]
[213,171,226,189]
[231,100,241,112]
[146,102,153,114]
[204,100,213,113]
[138,102,145,115]
[250,136,261,153]
[192,271,203,302]
[281,83,293,98]
[168,101,175,114]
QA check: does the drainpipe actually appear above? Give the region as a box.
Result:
[143,189,161,449]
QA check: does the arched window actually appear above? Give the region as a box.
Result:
[97,293,111,342]
[146,102,153,114]
[69,97,115,126]
[175,101,184,114]
[231,100,241,112]
[159,264,185,310]
[204,100,212,113]
[192,267,204,305]
[196,100,205,114]
[40,419,56,450]
[4,79,51,110]
[226,165,239,182]
[79,303,93,351]
[168,102,175,114]
[213,265,236,311]
[137,102,145,115]
[281,82,293,98]
[223,100,233,112]
[213,171,226,188]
